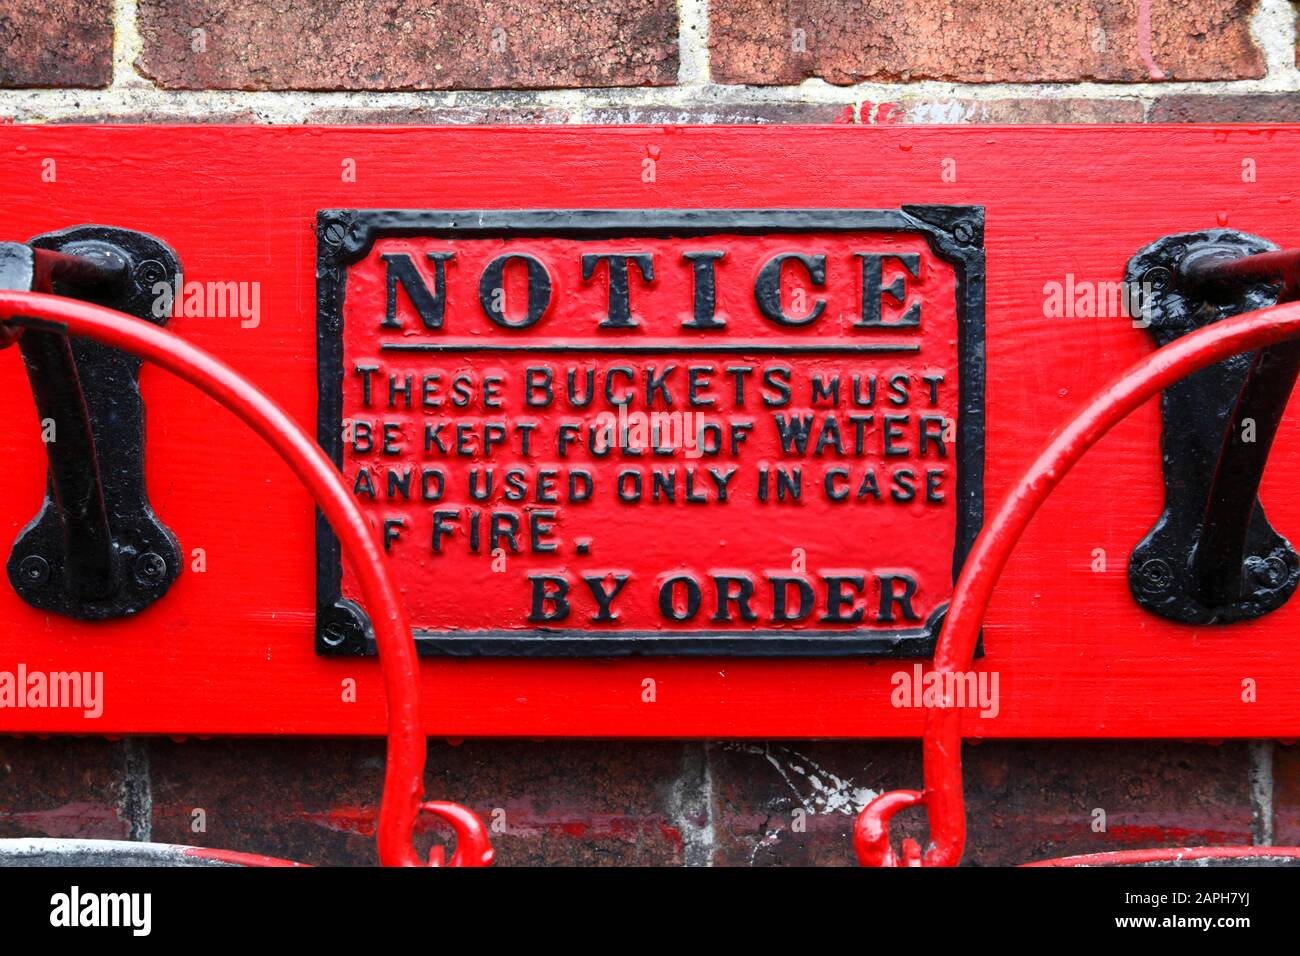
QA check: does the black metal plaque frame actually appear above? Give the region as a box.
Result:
[315,207,986,657]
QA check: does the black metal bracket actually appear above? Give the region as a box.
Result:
[1126,229,1300,624]
[0,225,182,620]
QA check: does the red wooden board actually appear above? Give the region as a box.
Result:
[0,124,1298,738]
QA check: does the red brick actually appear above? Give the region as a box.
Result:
[712,0,1263,86]
[0,735,1258,865]
[147,738,694,865]
[862,97,1145,125]
[1271,741,1300,844]
[1149,94,1300,123]
[0,0,113,88]
[0,737,129,840]
[136,0,678,91]
[710,741,924,866]
[960,741,1253,865]
[710,741,1253,866]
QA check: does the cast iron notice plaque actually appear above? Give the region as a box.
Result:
[316,207,985,656]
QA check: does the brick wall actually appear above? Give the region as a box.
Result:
[4,0,1300,124]
[1,0,1299,865]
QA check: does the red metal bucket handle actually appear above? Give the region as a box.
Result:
[856,299,1300,867]
[0,290,493,868]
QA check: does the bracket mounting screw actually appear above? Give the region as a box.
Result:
[1138,558,1173,592]
[1254,556,1289,589]
[1141,266,1174,293]
[18,555,49,587]
[133,551,167,586]
[134,259,168,289]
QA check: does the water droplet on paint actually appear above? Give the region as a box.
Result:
[1217,210,1230,226]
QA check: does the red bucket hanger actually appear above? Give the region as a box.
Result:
[856,298,1300,868]
[0,289,493,868]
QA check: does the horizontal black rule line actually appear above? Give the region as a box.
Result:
[378,343,921,354]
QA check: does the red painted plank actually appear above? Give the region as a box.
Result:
[0,124,1295,737]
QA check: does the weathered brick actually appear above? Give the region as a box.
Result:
[711,741,1253,866]
[426,739,698,866]
[1149,93,1300,123]
[0,736,1257,864]
[1271,741,1300,845]
[303,102,855,125]
[712,0,1263,86]
[0,0,113,88]
[147,738,695,865]
[862,97,1145,125]
[960,741,1253,865]
[710,741,924,866]
[146,738,380,864]
[0,737,128,840]
[136,0,679,91]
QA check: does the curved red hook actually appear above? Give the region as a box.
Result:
[857,299,1300,866]
[0,290,492,868]
[854,790,924,867]
[422,801,496,867]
